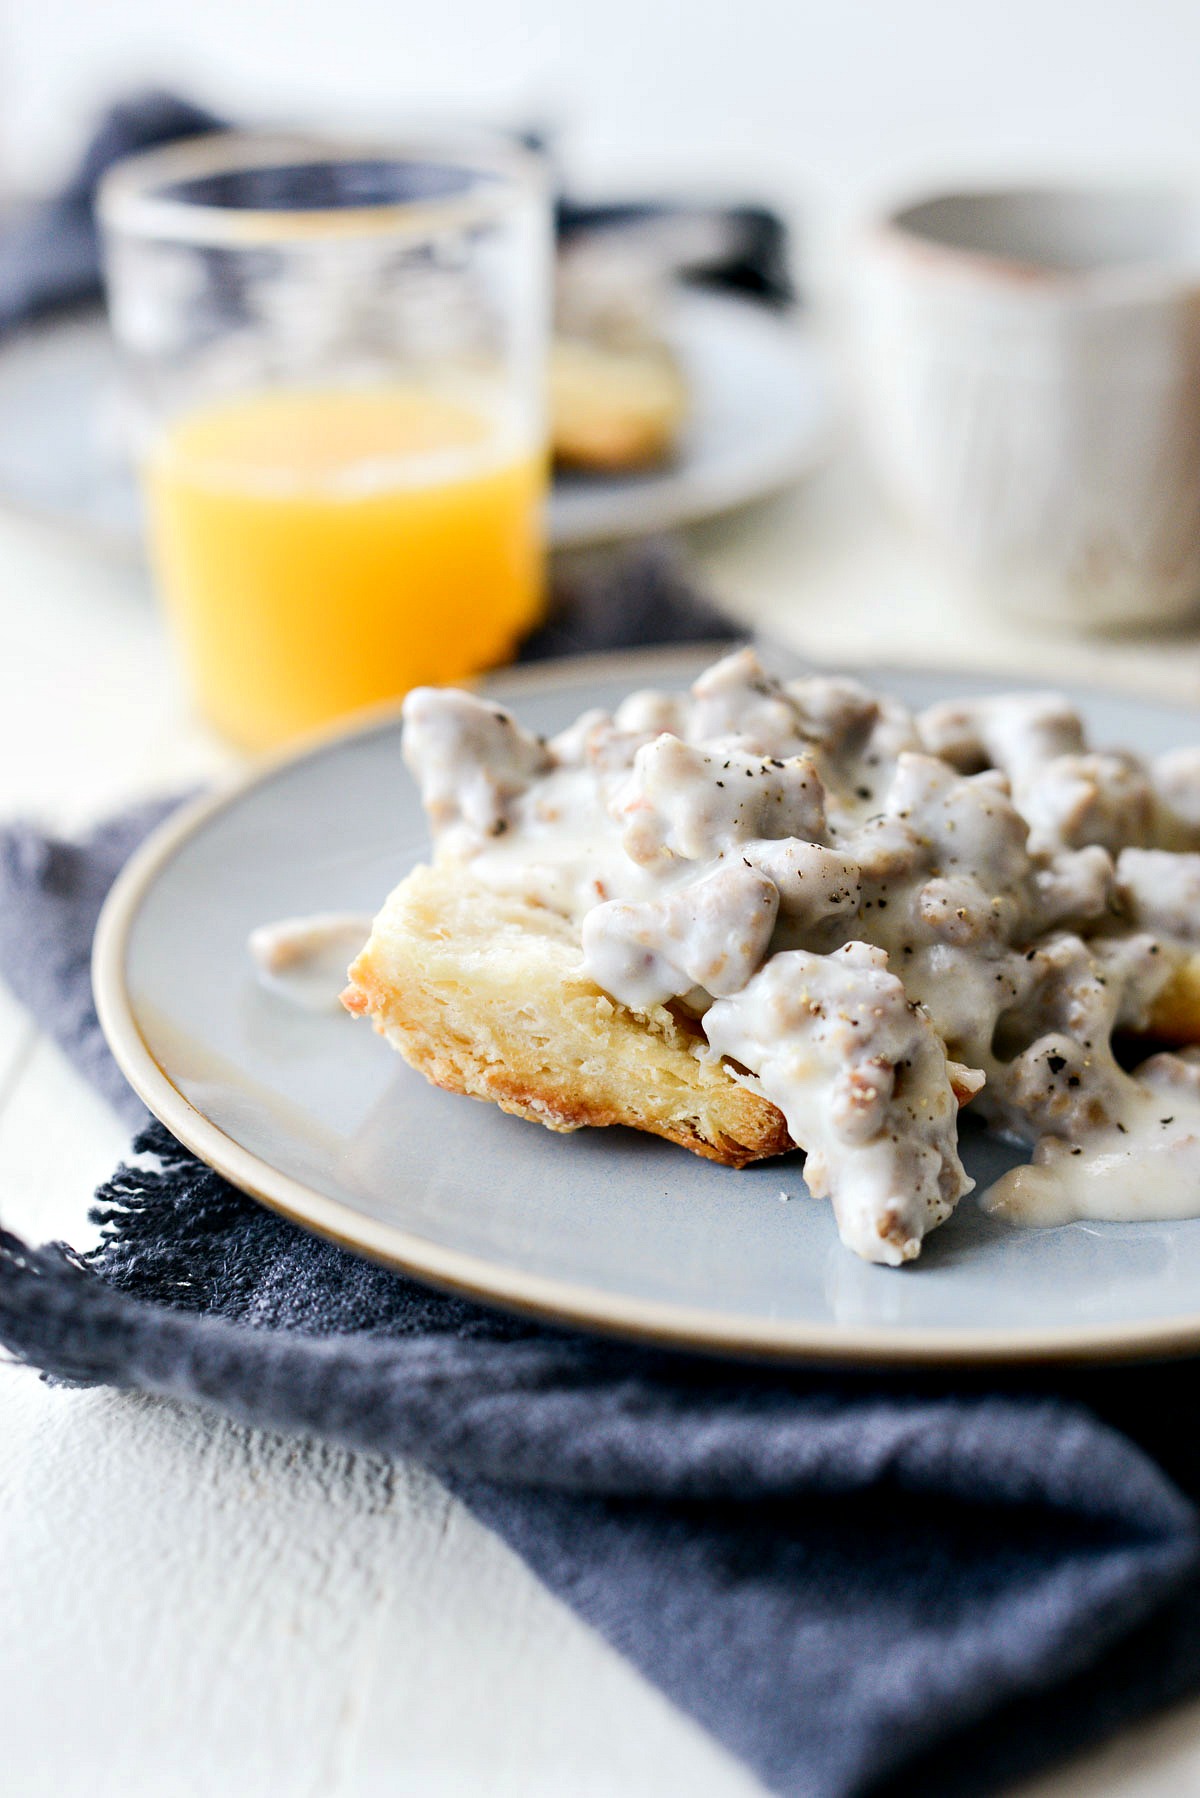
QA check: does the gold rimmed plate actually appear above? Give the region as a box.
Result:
[93,645,1200,1364]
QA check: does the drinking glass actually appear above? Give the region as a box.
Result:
[99,130,551,750]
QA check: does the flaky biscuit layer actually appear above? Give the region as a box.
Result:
[343,862,793,1167]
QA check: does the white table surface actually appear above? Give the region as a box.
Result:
[4,470,1200,1798]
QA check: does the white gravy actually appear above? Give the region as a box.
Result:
[396,650,1200,1260]
[248,913,374,1012]
[986,1053,1200,1225]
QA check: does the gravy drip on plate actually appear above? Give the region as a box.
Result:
[249,913,374,1011]
[401,652,1200,1263]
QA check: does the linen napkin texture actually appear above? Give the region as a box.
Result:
[3,598,1200,1798]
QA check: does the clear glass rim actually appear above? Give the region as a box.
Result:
[97,127,548,246]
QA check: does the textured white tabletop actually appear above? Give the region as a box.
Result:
[3,474,1200,1798]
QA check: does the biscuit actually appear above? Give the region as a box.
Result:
[1142,953,1200,1046]
[549,336,687,472]
[343,862,792,1167]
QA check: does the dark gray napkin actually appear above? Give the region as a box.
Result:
[5,850,1200,1798]
[5,619,1200,1795]
[0,92,225,334]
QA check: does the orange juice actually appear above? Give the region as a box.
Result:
[145,385,545,750]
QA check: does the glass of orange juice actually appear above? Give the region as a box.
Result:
[98,131,551,751]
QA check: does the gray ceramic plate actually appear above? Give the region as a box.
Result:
[93,645,1200,1364]
[0,293,831,555]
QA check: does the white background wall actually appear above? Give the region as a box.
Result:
[4,0,1200,278]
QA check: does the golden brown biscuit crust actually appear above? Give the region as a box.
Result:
[343,862,793,1168]
[1138,954,1200,1046]
[549,337,687,472]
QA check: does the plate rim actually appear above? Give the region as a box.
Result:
[93,642,1200,1367]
